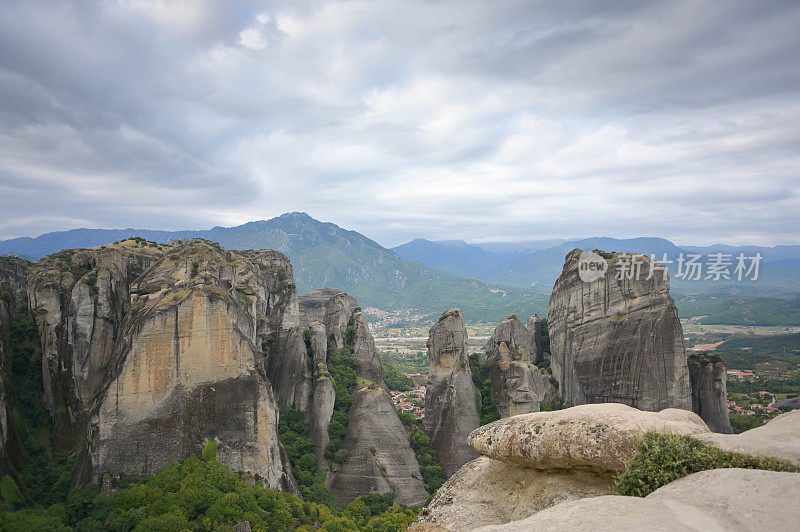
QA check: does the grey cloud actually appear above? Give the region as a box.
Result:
[0,0,799,247]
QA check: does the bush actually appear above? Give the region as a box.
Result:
[202,440,219,461]
[615,431,800,497]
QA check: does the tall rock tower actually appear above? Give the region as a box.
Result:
[549,249,691,411]
[423,309,481,476]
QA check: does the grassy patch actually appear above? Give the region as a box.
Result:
[615,431,799,497]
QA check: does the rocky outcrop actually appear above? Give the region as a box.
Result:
[696,409,800,467]
[0,258,30,486]
[687,353,733,434]
[33,241,297,492]
[485,316,550,417]
[549,249,691,411]
[474,469,800,531]
[414,456,613,531]
[299,288,428,506]
[775,396,800,410]
[329,308,428,506]
[423,309,480,476]
[526,314,544,364]
[27,243,164,448]
[468,403,709,472]
[255,251,312,417]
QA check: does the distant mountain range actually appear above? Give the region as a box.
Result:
[2,214,799,325]
[0,213,549,323]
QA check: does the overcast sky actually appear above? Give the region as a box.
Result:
[1,1,799,247]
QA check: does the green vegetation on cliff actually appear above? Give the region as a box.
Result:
[615,431,799,497]
[396,410,446,495]
[468,354,499,425]
[326,345,358,464]
[0,450,419,531]
[278,408,336,506]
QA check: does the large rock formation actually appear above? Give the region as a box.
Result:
[687,353,733,434]
[549,249,691,411]
[299,289,428,506]
[485,316,550,417]
[474,469,800,531]
[70,241,297,492]
[0,257,30,487]
[27,242,164,448]
[423,309,480,476]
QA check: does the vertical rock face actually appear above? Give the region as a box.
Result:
[527,314,544,365]
[256,251,312,417]
[422,309,480,476]
[549,249,691,411]
[299,288,428,506]
[25,241,296,492]
[486,316,551,418]
[0,257,30,484]
[27,244,163,448]
[688,353,734,434]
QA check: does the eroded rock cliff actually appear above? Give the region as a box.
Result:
[548,250,691,411]
[20,240,298,492]
[299,289,428,505]
[688,352,733,434]
[485,316,550,417]
[423,309,480,476]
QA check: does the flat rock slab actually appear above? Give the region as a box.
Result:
[412,456,613,531]
[697,410,800,466]
[468,403,709,472]
[474,468,800,531]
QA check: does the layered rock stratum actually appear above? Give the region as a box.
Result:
[422,309,480,476]
[688,352,734,434]
[549,249,692,411]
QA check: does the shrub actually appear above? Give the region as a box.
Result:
[615,431,800,497]
[202,440,219,461]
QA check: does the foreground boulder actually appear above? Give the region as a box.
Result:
[696,410,800,466]
[468,403,709,472]
[412,456,613,531]
[688,352,733,434]
[549,249,691,411]
[485,316,550,417]
[423,309,480,476]
[474,468,800,531]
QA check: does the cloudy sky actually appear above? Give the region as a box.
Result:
[1,0,799,246]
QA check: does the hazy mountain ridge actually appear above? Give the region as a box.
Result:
[0,213,549,322]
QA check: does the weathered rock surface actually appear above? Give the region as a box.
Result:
[775,395,800,410]
[474,468,800,531]
[549,249,692,411]
[526,314,544,364]
[299,288,428,506]
[688,353,733,434]
[27,243,164,448]
[423,309,480,476]
[485,316,550,417]
[696,410,800,466]
[468,403,709,472]
[66,241,296,492]
[329,308,428,506]
[412,456,613,531]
